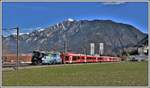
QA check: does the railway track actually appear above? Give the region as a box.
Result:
[2,62,121,71]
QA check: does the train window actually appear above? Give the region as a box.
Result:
[81,57,84,60]
[98,58,103,60]
[72,57,75,60]
[92,57,96,59]
[72,56,80,60]
[65,56,69,61]
[87,57,95,60]
[87,57,91,60]
[52,54,57,57]
[72,56,77,60]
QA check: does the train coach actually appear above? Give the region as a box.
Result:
[61,52,121,64]
[31,51,121,65]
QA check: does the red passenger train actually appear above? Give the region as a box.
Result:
[31,51,121,65]
[61,52,121,64]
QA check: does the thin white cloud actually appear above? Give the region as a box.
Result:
[3,27,43,37]
[20,33,30,35]
[67,18,75,22]
[12,32,29,36]
[12,33,17,35]
[102,2,126,5]
[21,27,44,33]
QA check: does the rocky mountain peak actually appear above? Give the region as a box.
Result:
[3,19,147,56]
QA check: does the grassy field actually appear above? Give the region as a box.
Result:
[3,62,148,86]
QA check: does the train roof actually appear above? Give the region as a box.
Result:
[64,52,119,59]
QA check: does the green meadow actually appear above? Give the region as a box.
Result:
[3,62,148,86]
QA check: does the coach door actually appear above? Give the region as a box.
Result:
[69,56,73,64]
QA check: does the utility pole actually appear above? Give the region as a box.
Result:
[16,27,19,70]
[2,27,19,70]
[64,40,67,53]
[62,23,67,54]
[65,40,68,53]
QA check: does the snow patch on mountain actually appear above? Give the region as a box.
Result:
[38,28,45,32]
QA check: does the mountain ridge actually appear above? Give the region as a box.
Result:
[3,19,147,56]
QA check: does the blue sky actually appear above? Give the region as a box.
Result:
[3,2,148,34]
